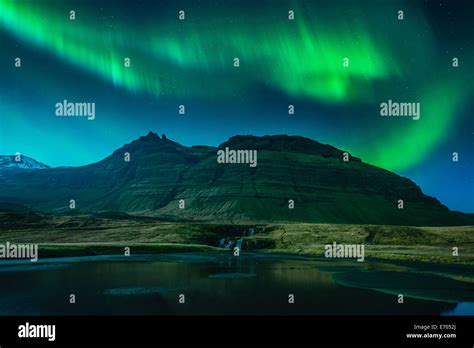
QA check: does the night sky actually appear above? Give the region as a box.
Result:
[0,0,472,212]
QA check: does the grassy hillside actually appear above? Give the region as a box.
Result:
[246,223,474,264]
[0,212,473,264]
[1,134,471,226]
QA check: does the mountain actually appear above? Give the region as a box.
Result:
[0,132,472,226]
[0,155,50,174]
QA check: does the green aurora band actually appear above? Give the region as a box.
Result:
[0,0,472,172]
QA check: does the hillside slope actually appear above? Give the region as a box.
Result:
[0,132,471,226]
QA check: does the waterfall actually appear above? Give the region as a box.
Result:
[220,226,262,250]
[236,239,243,251]
[219,238,235,250]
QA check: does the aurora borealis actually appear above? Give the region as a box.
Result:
[0,0,472,212]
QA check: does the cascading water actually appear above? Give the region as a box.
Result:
[219,226,262,250]
[236,239,243,251]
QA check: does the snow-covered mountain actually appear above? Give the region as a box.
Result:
[0,155,50,174]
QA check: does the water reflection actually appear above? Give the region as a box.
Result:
[0,252,470,315]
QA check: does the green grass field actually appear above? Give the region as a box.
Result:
[1,212,473,264]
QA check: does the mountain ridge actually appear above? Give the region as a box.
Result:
[0,133,471,226]
[0,154,50,174]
